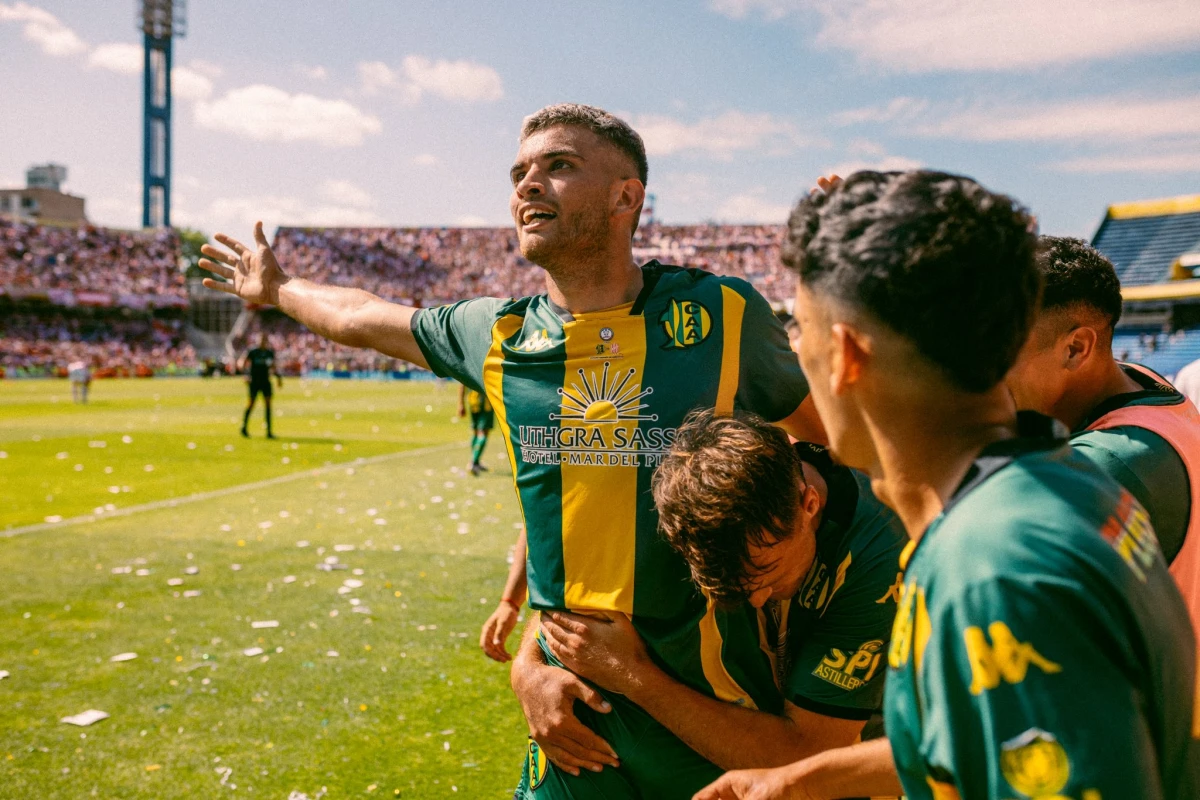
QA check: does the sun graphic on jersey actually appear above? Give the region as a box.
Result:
[552,362,657,423]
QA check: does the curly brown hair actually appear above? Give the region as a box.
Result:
[652,409,801,604]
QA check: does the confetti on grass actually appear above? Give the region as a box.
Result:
[61,710,109,727]
[109,653,138,663]
[251,620,279,629]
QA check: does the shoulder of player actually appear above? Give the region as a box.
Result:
[1071,424,1181,470]
[649,266,772,310]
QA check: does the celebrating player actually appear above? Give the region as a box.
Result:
[539,409,906,771]
[199,103,824,799]
[239,332,282,438]
[698,171,1199,800]
[458,382,494,475]
[1007,236,1200,632]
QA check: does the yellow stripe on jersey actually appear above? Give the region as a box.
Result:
[484,314,527,519]
[715,285,746,417]
[700,594,756,708]
[913,588,932,674]
[560,314,646,612]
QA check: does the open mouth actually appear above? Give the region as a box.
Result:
[521,208,557,227]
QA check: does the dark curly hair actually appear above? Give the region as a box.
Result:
[1036,235,1122,330]
[781,171,1040,393]
[652,409,801,605]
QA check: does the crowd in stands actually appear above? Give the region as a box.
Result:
[248,314,408,375]
[0,312,196,377]
[1,217,185,300]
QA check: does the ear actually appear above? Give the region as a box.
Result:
[613,178,645,219]
[1063,326,1098,371]
[830,322,870,396]
[801,481,822,517]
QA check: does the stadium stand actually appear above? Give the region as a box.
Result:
[1091,194,1200,381]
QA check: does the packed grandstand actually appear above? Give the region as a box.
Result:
[3,197,1199,379]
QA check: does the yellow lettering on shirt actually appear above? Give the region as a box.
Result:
[965,622,1062,695]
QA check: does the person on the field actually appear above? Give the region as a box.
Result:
[239,332,282,438]
[199,103,824,800]
[540,409,906,773]
[698,171,1198,800]
[480,526,528,663]
[68,359,91,404]
[1007,236,1200,637]
[458,383,494,476]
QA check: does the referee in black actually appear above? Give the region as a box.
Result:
[240,332,282,438]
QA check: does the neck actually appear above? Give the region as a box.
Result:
[1054,357,1141,430]
[866,384,1016,540]
[543,242,643,314]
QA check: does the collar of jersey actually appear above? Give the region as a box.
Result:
[543,260,665,322]
[1074,363,1185,432]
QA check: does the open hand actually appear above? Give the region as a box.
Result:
[511,656,619,776]
[199,221,288,306]
[694,767,816,800]
[541,611,649,694]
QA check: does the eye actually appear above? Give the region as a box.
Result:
[511,171,526,186]
[550,160,570,171]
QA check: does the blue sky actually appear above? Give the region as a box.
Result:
[2,0,1199,240]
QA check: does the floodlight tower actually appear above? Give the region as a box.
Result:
[139,0,186,228]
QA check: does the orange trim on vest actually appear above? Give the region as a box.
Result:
[1087,364,1200,657]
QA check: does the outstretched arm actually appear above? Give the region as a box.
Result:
[693,739,901,800]
[200,222,429,367]
[542,612,863,770]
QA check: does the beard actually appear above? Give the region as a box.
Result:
[518,202,611,280]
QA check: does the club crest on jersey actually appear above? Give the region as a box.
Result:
[1000,728,1070,797]
[599,327,614,341]
[659,298,712,349]
[526,738,549,789]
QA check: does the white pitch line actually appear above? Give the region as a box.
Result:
[1,442,461,538]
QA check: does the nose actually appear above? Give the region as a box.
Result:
[514,165,544,199]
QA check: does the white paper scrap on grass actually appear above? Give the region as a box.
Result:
[251,620,279,629]
[61,710,109,726]
[0,670,9,680]
[109,652,138,662]
[243,647,264,657]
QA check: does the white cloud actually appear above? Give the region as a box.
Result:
[454,214,491,227]
[321,179,373,208]
[194,85,382,147]
[0,2,86,57]
[832,97,928,126]
[173,66,214,101]
[916,94,1200,143]
[714,190,793,223]
[631,110,822,159]
[412,153,440,167]
[196,194,386,234]
[358,56,504,102]
[822,155,924,178]
[186,59,223,80]
[401,55,504,102]
[87,42,141,74]
[295,64,328,81]
[1053,150,1200,173]
[714,0,1200,72]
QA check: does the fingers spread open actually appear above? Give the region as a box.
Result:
[254,220,270,247]
[198,258,235,278]
[214,233,248,255]
[201,277,237,295]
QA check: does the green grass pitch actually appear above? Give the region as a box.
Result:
[0,377,529,798]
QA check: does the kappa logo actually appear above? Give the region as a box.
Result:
[811,639,884,691]
[659,298,712,349]
[876,571,904,605]
[964,621,1062,695]
[518,329,555,353]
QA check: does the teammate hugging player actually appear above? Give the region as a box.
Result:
[199,103,825,800]
[240,332,282,439]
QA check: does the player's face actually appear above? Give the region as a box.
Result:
[793,283,873,470]
[509,125,619,268]
[743,475,821,608]
[1005,317,1067,416]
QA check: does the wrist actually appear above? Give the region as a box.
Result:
[500,596,521,612]
[623,658,667,705]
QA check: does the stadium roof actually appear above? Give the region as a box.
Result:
[1092,194,1200,290]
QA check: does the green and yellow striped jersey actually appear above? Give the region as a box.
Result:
[413,262,808,701]
[465,388,492,415]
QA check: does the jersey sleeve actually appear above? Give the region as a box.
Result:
[1071,427,1190,563]
[410,298,509,391]
[915,577,1164,800]
[783,529,906,720]
[723,278,809,423]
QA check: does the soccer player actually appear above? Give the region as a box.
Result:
[239,332,282,438]
[698,171,1198,800]
[539,409,907,771]
[1007,236,1200,631]
[458,382,494,475]
[199,103,822,800]
[67,359,91,404]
